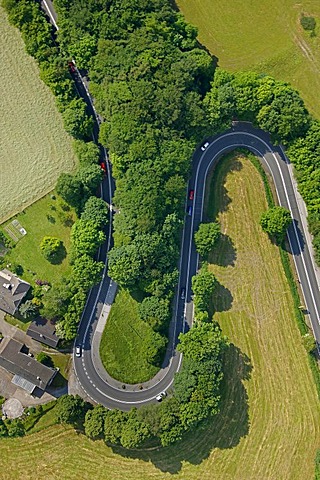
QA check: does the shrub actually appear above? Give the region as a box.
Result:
[40,236,63,263]
[300,15,316,31]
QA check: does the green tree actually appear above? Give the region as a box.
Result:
[7,420,25,437]
[71,255,104,291]
[73,140,100,166]
[178,322,226,363]
[62,98,93,139]
[120,409,150,449]
[19,300,39,319]
[56,394,87,425]
[260,206,291,242]
[108,244,142,287]
[41,282,72,320]
[104,409,127,445]
[84,405,107,439]
[192,265,217,312]
[40,236,63,262]
[143,330,167,365]
[194,222,221,257]
[56,173,84,211]
[138,296,170,332]
[71,219,105,257]
[81,196,109,229]
[77,164,103,195]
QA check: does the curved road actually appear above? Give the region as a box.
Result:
[41,0,320,410]
[74,124,320,410]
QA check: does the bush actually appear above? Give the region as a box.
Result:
[40,236,64,263]
[300,15,316,31]
[260,206,292,243]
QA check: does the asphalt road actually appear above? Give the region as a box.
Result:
[41,1,320,410]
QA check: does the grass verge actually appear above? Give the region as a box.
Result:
[99,289,160,384]
[0,7,77,223]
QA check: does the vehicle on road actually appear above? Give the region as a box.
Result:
[180,287,186,300]
[155,391,167,402]
[100,161,107,174]
[201,141,209,151]
[75,345,82,357]
[189,189,194,200]
[68,60,76,73]
[187,205,192,216]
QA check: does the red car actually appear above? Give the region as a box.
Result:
[189,189,194,200]
[68,61,76,73]
[100,161,107,174]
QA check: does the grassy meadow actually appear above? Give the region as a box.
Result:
[0,7,77,224]
[1,153,319,479]
[99,289,160,384]
[176,0,320,118]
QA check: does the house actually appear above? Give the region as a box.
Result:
[0,269,30,316]
[0,338,56,394]
[27,318,59,348]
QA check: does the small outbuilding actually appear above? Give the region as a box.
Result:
[27,318,59,348]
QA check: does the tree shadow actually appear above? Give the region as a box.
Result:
[209,233,237,267]
[211,280,233,314]
[48,243,67,265]
[109,343,251,474]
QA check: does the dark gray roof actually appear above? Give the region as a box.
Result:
[27,318,59,348]
[0,269,30,315]
[0,338,56,390]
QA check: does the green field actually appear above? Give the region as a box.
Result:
[99,289,160,384]
[0,8,77,224]
[1,194,75,288]
[1,152,319,479]
[176,0,320,118]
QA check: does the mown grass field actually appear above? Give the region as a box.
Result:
[100,289,160,384]
[1,194,75,288]
[1,153,319,479]
[0,8,77,224]
[176,0,320,118]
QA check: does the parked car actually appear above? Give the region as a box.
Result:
[189,189,194,200]
[187,205,192,216]
[201,141,210,151]
[156,391,167,402]
[75,345,82,357]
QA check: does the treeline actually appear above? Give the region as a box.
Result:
[1,0,108,340]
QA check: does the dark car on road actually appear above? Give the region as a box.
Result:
[189,189,194,200]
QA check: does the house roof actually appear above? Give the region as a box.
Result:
[0,338,56,390]
[0,269,30,315]
[27,318,59,348]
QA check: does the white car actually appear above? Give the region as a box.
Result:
[156,391,167,402]
[75,345,82,357]
[201,141,210,151]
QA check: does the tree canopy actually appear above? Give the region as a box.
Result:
[260,206,292,242]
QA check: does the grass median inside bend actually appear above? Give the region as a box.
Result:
[176,0,320,119]
[99,288,160,384]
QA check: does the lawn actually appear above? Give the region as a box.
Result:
[1,152,318,479]
[0,7,77,224]
[1,193,76,288]
[176,0,320,118]
[99,289,160,384]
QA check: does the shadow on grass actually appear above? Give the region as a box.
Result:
[209,233,237,267]
[211,280,233,315]
[48,243,67,265]
[110,343,251,474]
